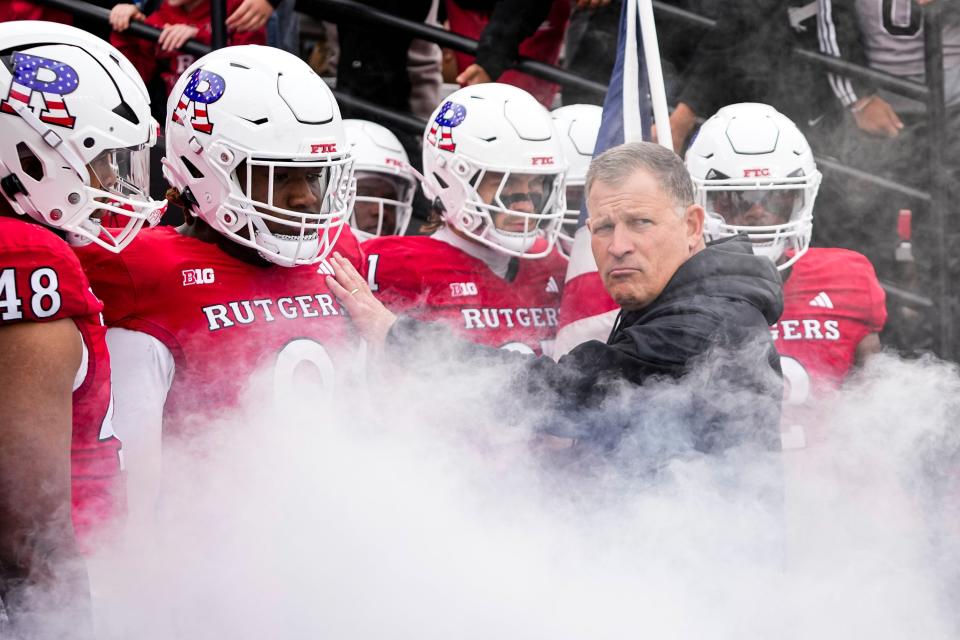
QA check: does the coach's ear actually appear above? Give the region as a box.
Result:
[684,204,705,252]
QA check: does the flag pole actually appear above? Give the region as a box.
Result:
[623,0,643,142]
[636,0,673,150]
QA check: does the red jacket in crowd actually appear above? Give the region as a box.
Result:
[0,1,72,24]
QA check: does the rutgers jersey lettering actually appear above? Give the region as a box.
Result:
[76,226,365,434]
[363,235,566,355]
[0,218,122,544]
[775,247,886,448]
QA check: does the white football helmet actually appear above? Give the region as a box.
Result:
[685,102,821,270]
[422,83,567,259]
[344,119,416,239]
[551,103,602,257]
[163,45,354,267]
[0,21,165,252]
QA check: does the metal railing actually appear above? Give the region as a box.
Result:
[309,0,608,98]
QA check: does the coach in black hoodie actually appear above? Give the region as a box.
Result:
[328,142,783,462]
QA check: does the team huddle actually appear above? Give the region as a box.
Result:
[0,19,884,634]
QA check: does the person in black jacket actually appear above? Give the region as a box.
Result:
[327,142,783,462]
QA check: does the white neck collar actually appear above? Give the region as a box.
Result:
[431,226,512,279]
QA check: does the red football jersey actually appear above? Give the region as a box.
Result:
[76,226,365,435]
[0,218,122,544]
[363,235,567,355]
[774,247,887,448]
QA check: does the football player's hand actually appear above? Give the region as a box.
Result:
[158,24,200,51]
[109,3,145,32]
[326,252,397,349]
[226,0,274,32]
[457,63,492,87]
[852,96,903,138]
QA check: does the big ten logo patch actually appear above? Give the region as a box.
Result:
[172,68,226,135]
[426,101,467,152]
[449,282,478,298]
[182,268,215,286]
[1,53,80,128]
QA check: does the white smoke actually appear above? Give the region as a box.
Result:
[73,350,959,639]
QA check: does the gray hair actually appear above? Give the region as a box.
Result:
[584,141,695,213]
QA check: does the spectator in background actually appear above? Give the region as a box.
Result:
[408,0,444,120]
[563,0,713,107]
[818,0,958,139]
[446,0,571,107]
[225,0,274,32]
[326,0,435,170]
[109,0,265,98]
[659,0,827,153]
[815,0,959,190]
[0,0,132,39]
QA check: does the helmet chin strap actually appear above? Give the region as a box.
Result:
[483,224,538,255]
[252,226,320,267]
[752,239,786,264]
[64,218,102,247]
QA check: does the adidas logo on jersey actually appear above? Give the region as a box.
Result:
[316,260,334,276]
[545,276,560,294]
[809,292,834,309]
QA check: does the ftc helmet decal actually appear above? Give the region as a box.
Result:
[426,101,467,152]
[0,52,80,128]
[171,68,226,134]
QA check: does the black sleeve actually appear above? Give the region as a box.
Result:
[815,0,873,108]
[474,0,555,80]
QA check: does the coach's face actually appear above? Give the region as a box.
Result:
[587,169,704,311]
